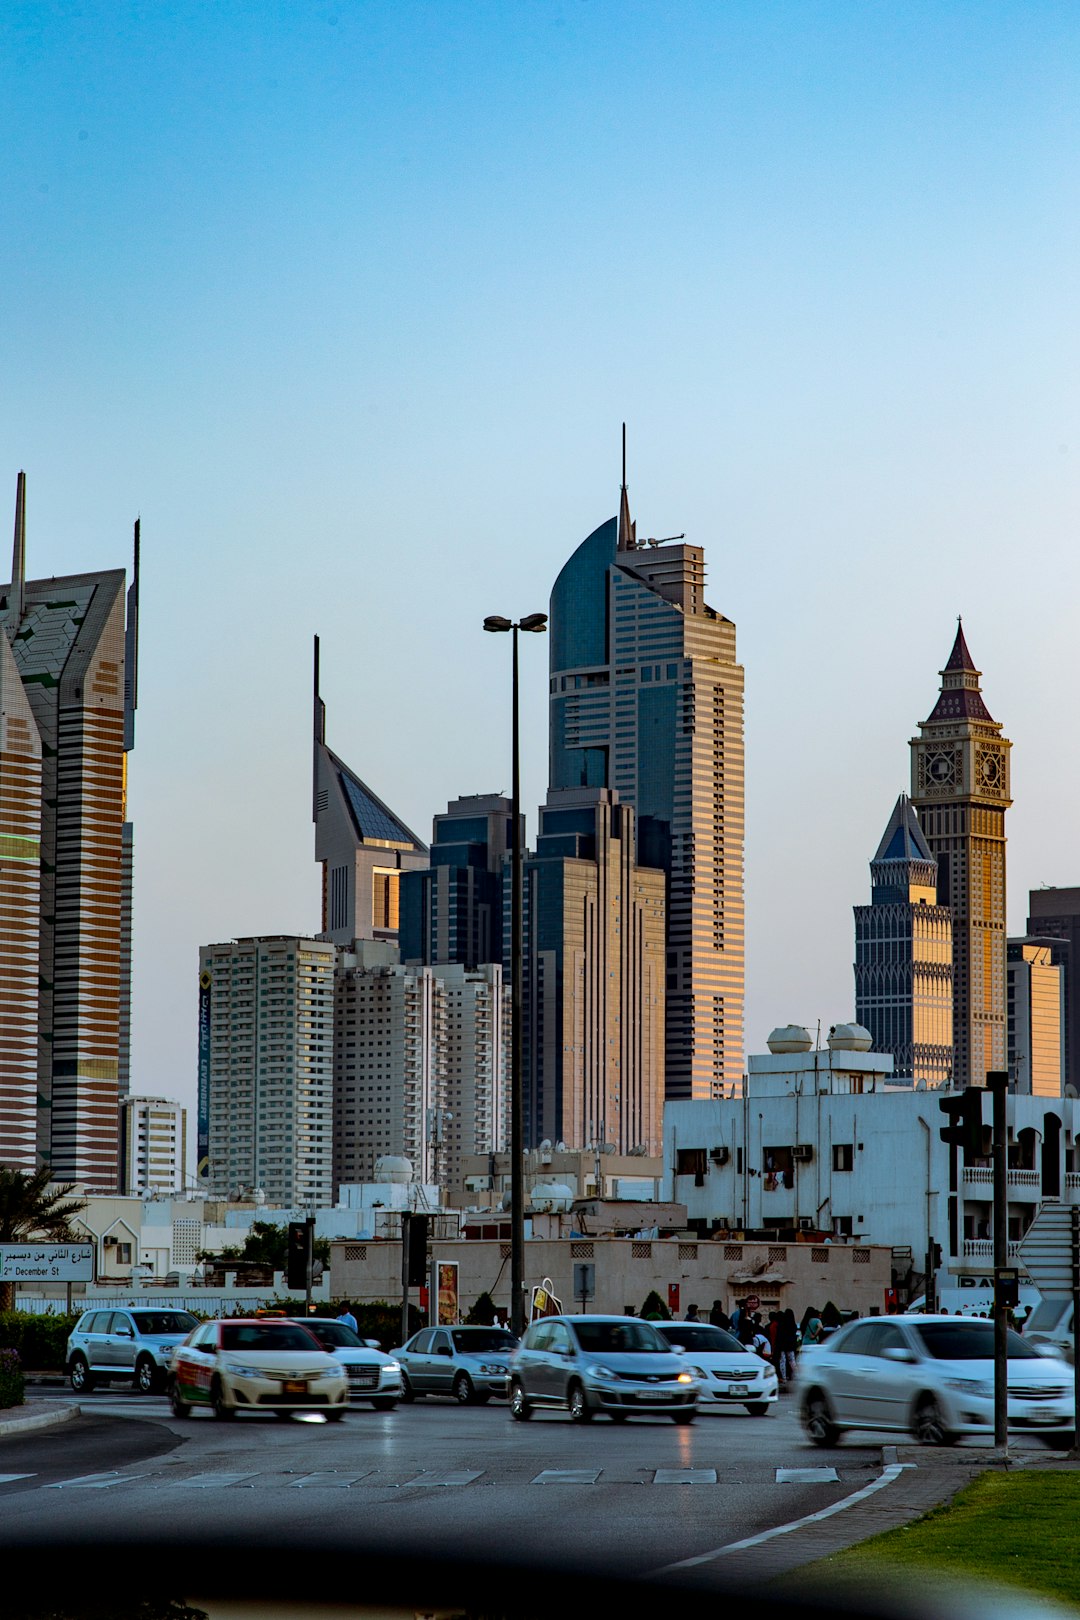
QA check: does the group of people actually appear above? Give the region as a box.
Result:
[683,1299,822,1385]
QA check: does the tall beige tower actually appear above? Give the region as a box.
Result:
[910,624,1011,1087]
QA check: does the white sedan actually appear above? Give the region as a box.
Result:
[655,1322,778,1414]
[799,1313,1074,1447]
[286,1317,403,1409]
[169,1318,349,1420]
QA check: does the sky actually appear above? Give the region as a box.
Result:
[2,1,1078,1148]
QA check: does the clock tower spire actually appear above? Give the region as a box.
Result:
[910,622,1011,1088]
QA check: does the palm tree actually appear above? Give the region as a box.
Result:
[0,1167,86,1312]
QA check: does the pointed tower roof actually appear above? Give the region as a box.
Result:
[617,422,637,551]
[925,619,994,724]
[944,617,977,673]
[873,792,934,865]
[5,471,26,640]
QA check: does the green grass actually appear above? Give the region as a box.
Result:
[801,1471,1080,1607]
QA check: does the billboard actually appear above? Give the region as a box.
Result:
[434,1261,459,1326]
[0,1244,94,1283]
[197,966,212,1182]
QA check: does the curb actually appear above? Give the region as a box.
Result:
[0,1402,82,1438]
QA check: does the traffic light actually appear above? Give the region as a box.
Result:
[407,1215,429,1287]
[939,1088,985,1158]
[932,1243,943,1271]
[287,1220,311,1293]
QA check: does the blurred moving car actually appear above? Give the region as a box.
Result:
[285,1316,403,1408]
[509,1314,698,1423]
[799,1313,1074,1447]
[168,1317,349,1420]
[395,1325,519,1403]
[66,1307,199,1394]
[655,1321,778,1415]
[1024,1297,1074,1364]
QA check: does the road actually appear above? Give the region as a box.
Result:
[0,1389,883,1577]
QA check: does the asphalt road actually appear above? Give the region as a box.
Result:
[0,1389,883,1577]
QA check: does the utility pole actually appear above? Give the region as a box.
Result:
[987,1070,1009,1453]
[400,1212,411,1347]
[1072,1207,1080,1452]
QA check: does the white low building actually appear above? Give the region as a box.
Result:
[662,1023,1080,1287]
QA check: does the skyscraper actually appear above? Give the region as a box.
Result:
[1007,939,1063,1097]
[1027,887,1080,1095]
[522,786,665,1153]
[399,793,513,970]
[910,624,1011,1087]
[548,469,745,1099]
[312,637,428,947]
[0,473,138,1186]
[854,793,953,1086]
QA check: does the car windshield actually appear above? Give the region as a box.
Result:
[451,1330,517,1352]
[573,1321,667,1354]
[657,1324,743,1353]
[220,1324,321,1352]
[130,1311,198,1336]
[300,1321,364,1349]
[914,1323,1041,1361]
[1026,1299,1071,1333]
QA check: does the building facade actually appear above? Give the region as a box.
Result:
[198,936,336,1207]
[1027,887,1080,1096]
[399,793,513,970]
[854,792,953,1086]
[120,1095,187,1195]
[522,787,665,1156]
[548,488,745,1101]
[0,473,138,1186]
[1007,939,1063,1097]
[910,624,1011,1087]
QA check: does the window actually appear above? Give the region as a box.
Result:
[372,869,400,930]
[832,1144,854,1172]
[675,1147,707,1186]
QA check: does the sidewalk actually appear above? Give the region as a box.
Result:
[0,1399,81,1438]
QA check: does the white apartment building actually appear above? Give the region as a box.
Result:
[200,936,336,1208]
[120,1096,186,1195]
[662,1023,1080,1283]
[436,961,510,1191]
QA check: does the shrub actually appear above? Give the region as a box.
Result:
[0,1347,25,1408]
[465,1291,497,1326]
[639,1289,671,1321]
[0,1311,79,1371]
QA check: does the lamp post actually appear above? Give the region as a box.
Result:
[483,610,548,1336]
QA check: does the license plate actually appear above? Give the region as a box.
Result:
[349,1376,377,1388]
[645,1391,674,1401]
[283,1380,306,1394]
[1029,1412,1061,1424]
[727,1384,749,1396]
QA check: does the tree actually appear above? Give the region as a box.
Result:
[639,1289,671,1321]
[0,1167,86,1311]
[465,1291,498,1326]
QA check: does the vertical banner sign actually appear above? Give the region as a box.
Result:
[197,968,212,1181]
[668,1283,680,1316]
[435,1261,459,1326]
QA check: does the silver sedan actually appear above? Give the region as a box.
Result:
[394,1326,519,1404]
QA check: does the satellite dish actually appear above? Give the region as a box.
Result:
[1065,1084,1078,1099]
[916,1080,926,1091]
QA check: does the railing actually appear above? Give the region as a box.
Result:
[962,1239,1020,1261]
[962,1167,992,1186]
[963,1167,1041,1191]
[1009,1170,1040,1188]
[1067,1173,1080,1192]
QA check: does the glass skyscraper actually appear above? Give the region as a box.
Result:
[548,492,745,1100]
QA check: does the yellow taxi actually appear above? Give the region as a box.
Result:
[168,1317,349,1421]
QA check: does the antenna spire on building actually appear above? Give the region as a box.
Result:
[8,470,26,639]
[617,422,636,550]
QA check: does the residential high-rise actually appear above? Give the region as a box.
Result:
[0,473,138,1186]
[854,793,953,1087]
[522,787,665,1153]
[198,935,336,1206]
[312,637,428,948]
[1027,887,1080,1095]
[120,1095,187,1195]
[1007,939,1063,1097]
[548,473,745,1100]
[399,793,513,970]
[910,624,1011,1087]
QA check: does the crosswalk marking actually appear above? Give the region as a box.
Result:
[653,1469,718,1485]
[170,1472,260,1488]
[0,1473,35,1485]
[47,1471,147,1489]
[532,1469,600,1484]
[402,1470,483,1487]
[289,1471,376,1488]
[775,1467,839,1484]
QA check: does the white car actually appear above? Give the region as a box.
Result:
[655,1322,778,1415]
[169,1318,349,1420]
[799,1313,1074,1447]
[287,1318,403,1409]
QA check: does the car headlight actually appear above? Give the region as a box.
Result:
[945,1378,993,1397]
[478,1363,505,1374]
[316,1367,342,1380]
[591,1364,617,1379]
[686,1366,707,1379]
[676,1372,694,1385]
[384,1360,401,1374]
[223,1361,264,1378]
[764,1367,778,1382]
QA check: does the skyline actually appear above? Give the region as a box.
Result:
[3,3,1078,1143]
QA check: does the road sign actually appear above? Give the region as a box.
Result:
[0,1243,94,1282]
[1017,1202,1075,1295]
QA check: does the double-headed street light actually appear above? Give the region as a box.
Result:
[483,610,548,1337]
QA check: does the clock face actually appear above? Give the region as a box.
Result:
[980,750,1002,789]
[927,751,955,786]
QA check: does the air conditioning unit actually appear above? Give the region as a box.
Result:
[709,1146,730,1166]
[103,1236,117,1246]
[798,1216,815,1231]
[793,1144,814,1163]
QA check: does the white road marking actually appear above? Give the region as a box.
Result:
[653,1469,718,1485]
[654,1463,909,1571]
[402,1470,483,1487]
[775,1467,839,1484]
[0,1474,35,1485]
[531,1469,601,1484]
[47,1471,147,1489]
[289,1471,376,1488]
[169,1473,260,1488]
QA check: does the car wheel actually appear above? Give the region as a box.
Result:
[509,1380,532,1421]
[803,1390,840,1448]
[452,1373,474,1405]
[371,1398,398,1412]
[326,1409,345,1422]
[68,1355,94,1395]
[168,1377,192,1419]
[211,1378,236,1421]
[745,1402,771,1416]
[400,1375,419,1402]
[912,1395,956,1447]
[134,1356,159,1395]
[568,1382,593,1423]
[672,1410,696,1425]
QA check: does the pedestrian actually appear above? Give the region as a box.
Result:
[709,1299,731,1332]
[684,1303,701,1323]
[775,1308,799,1385]
[750,1316,773,1362]
[802,1316,824,1348]
[336,1300,358,1333]
[737,1308,757,1347]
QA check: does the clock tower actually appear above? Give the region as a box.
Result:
[910,622,1011,1088]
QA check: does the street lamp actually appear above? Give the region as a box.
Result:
[483,610,548,1336]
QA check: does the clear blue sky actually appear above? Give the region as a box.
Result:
[3,1,1078,1135]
